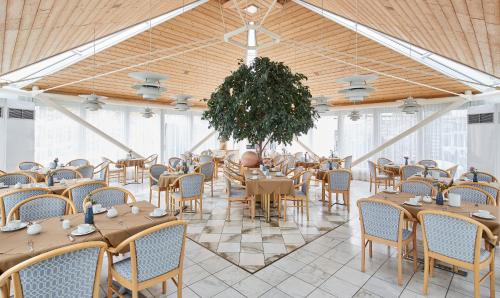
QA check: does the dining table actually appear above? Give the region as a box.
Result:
[244,169,294,222]
[0,178,93,197]
[116,158,145,185]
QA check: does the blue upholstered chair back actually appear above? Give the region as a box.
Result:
[15,195,69,222]
[359,200,403,242]
[199,162,214,181]
[421,213,479,263]
[428,169,450,178]
[401,165,424,180]
[418,160,438,168]
[179,174,204,198]
[18,246,101,297]
[447,186,491,205]
[19,162,40,171]
[400,181,434,196]
[67,159,89,167]
[320,161,339,171]
[134,223,185,282]
[463,172,496,183]
[301,171,313,196]
[168,158,182,169]
[462,183,499,202]
[199,155,213,163]
[77,165,94,179]
[90,188,132,209]
[327,170,351,192]
[53,169,79,180]
[150,164,168,186]
[0,174,32,186]
[1,189,49,224]
[377,158,392,165]
[343,156,352,169]
[69,182,106,212]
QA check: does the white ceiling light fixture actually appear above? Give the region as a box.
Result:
[129,72,167,100]
[244,5,259,14]
[80,93,106,111]
[311,96,331,113]
[141,107,156,118]
[173,94,192,111]
[337,74,377,101]
[348,110,361,121]
[399,96,421,114]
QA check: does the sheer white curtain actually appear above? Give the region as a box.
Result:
[128,110,161,158]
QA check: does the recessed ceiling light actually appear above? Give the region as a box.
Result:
[245,5,259,14]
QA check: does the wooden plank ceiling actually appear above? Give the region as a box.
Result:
[0,0,198,75]
[302,0,500,77]
[33,0,469,107]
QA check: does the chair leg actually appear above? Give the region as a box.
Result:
[306,197,310,221]
[132,290,139,298]
[163,281,167,294]
[199,196,203,218]
[283,198,287,221]
[227,200,231,221]
[429,258,434,277]
[177,273,183,298]
[149,188,152,203]
[361,237,366,272]
[369,179,372,192]
[211,180,213,197]
[107,253,113,298]
[490,260,495,298]
[412,237,417,273]
[345,191,350,212]
[474,268,480,298]
[397,248,403,286]
[157,190,161,208]
[369,240,373,258]
[423,255,429,295]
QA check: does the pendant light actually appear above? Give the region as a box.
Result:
[80,27,106,111]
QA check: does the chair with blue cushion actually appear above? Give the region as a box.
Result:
[444,185,495,205]
[76,165,94,179]
[280,171,313,221]
[343,155,352,170]
[199,155,213,164]
[93,161,110,183]
[418,211,496,297]
[7,194,76,223]
[66,158,90,167]
[18,161,43,171]
[368,161,393,193]
[170,174,204,219]
[357,198,417,285]
[195,162,215,197]
[52,168,82,180]
[326,169,352,212]
[459,182,500,205]
[224,173,253,221]
[85,187,136,209]
[168,157,182,172]
[428,168,451,178]
[460,171,497,183]
[62,181,107,213]
[401,165,425,180]
[398,180,435,197]
[149,164,169,207]
[0,241,107,298]
[377,157,392,166]
[0,188,49,226]
[139,154,158,183]
[0,173,34,186]
[417,160,438,168]
[107,220,187,298]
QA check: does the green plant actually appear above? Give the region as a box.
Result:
[202,57,318,158]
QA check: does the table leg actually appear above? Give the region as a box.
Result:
[321,180,326,203]
[122,166,127,185]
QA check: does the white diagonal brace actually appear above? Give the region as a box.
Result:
[352,96,469,167]
[36,94,144,158]
[188,131,217,153]
[295,137,320,159]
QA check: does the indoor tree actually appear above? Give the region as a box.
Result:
[202,57,318,159]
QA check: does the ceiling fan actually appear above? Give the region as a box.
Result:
[399,96,421,114]
[79,93,106,111]
[129,72,167,100]
[141,107,156,118]
[311,96,331,114]
[173,94,192,111]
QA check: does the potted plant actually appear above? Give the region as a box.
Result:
[202,57,318,161]
[436,182,448,205]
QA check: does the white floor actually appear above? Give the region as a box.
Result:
[97,177,500,298]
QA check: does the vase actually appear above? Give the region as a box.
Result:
[473,173,478,182]
[47,175,54,187]
[404,157,409,166]
[436,192,444,205]
[85,205,94,224]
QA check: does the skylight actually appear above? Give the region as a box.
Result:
[0,0,208,89]
[294,0,500,93]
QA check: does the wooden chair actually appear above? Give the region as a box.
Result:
[357,198,417,285]
[428,168,451,178]
[460,171,498,183]
[318,160,339,171]
[66,158,90,167]
[0,173,35,186]
[376,157,392,166]
[84,187,136,209]
[139,154,158,183]
[400,165,425,181]
[417,160,438,168]
[325,169,352,212]
[418,211,496,297]
[0,241,107,298]
[107,221,187,298]
[460,182,500,205]
[94,161,110,183]
[398,180,435,196]
[280,171,313,220]
[224,173,254,221]
[18,161,43,171]
[76,165,94,179]
[368,161,393,193]
[62,181,107,213]
[168,157,182,172]
[195,162,215,197]
[0,188,49,226]
[148,164,169,207]
[199,155,213,164]
[102,157,123,183]
[170,174,204,219]
[7,194,76,223]
[443,185,495,205]
[52,168,82,180]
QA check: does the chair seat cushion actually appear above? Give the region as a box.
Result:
[113,258,132,280]
[294,190,306,197]
[228,188,246,198]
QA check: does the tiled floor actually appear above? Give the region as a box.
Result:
[97,176,500,298]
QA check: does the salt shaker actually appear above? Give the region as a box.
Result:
[62,219,71,230]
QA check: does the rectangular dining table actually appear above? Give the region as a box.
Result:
[0,178,93,197]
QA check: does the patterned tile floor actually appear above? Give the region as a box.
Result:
[93,176,500,297]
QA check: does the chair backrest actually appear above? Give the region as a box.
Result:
[0,173,34,186]
[461,171,497,183]
[294,152,305,161]
[93,161,109,182]
[460,182,499,204]
[200,150,213,156]
[398,180,435,196]
[357,199,408,242]
[300,171,313,196]
[76,165,94,179]
[446,165,458,178]
[327,169,351,192]
[199,155,213,164]
[367,160,377,177]
[168,157,182,169]
[0,241,107,298]
[149,164,168,185]
[52,169,81,180]
[428,168,451,178]
[0,188,50,225]
[86,187,136,209]
[18,161,42,171]
[8,194,76,223]
[401,165,424,180]
[377,157,392,166]
[63,181,107,213]
[197,162,214,181]
[113,221,186,283]
[343,156,352,169]
[418,160,438,168]
[144,154,159,166]
[419,211,486,264]
[444,185,494,205]
[67,159,90,167]
[178,174,204,198]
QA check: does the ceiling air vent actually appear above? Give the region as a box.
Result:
[468,113,494,124]
[8,108,34,120]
